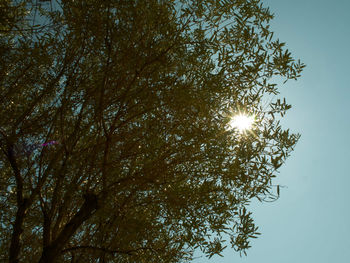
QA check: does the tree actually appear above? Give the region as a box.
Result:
[0,0,305,262]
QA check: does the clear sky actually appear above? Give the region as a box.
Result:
[194,0,350,262]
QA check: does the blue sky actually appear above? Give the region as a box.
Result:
[194,0,350,262]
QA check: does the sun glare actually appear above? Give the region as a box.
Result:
[229,114,255,133]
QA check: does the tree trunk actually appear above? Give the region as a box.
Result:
[9,199,29,263]
[38,193,99,263]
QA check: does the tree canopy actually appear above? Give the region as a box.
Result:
[0,0,305,262]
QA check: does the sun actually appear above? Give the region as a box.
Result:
[228,114,255,133]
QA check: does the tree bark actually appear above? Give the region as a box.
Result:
[38,193,99,263]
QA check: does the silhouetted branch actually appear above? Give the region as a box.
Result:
[7,143,30,263]
[38,193,99,263]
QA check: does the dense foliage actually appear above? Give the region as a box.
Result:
[0,0,304,262]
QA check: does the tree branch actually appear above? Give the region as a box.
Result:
[38,193,99,263]
[7,144,30,263]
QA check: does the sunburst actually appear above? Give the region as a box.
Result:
[228,114,255,133]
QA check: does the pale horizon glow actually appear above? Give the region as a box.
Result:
[229,114,255,133]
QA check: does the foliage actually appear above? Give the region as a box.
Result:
[0,0,304,262]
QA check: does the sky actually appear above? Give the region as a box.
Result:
[194,0,350,262]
